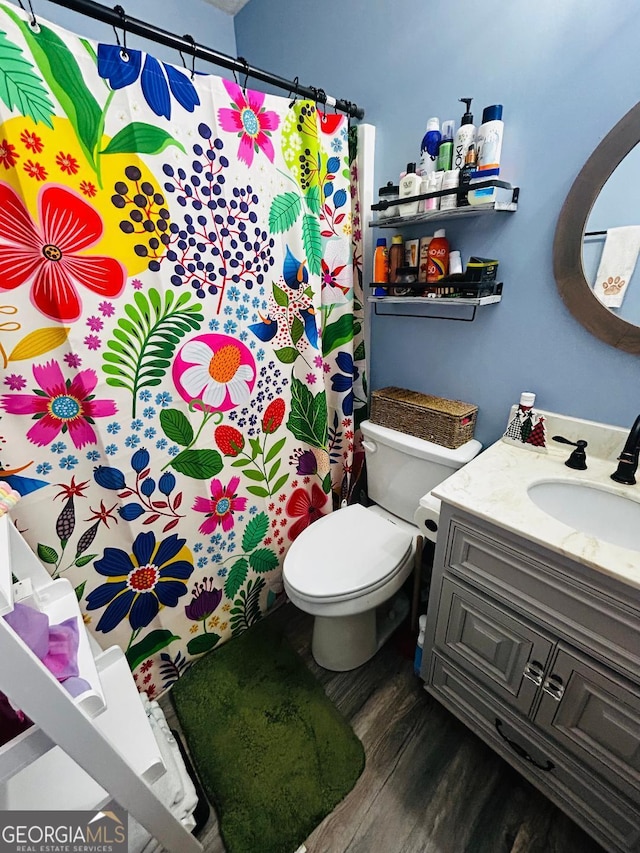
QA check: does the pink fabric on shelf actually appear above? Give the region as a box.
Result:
[3,602,89,697]
[3,602,49,659]
[43,616,81,681]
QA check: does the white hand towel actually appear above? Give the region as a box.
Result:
[593,225,640,308]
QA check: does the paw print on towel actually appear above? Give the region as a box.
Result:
[602,275,626,295]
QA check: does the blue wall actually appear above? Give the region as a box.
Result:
[235,0,640,447]
[4,0,236,66]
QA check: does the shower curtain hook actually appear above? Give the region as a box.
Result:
[316,88,327,119]
[113,4,128,59]
[236,56,250,95]
[182,34,196,79]
[287,76,299,109]
[17,0,39,31]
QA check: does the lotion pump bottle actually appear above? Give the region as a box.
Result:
[453,98,476,171]
[420,118,441,176]
[399,162,421,216]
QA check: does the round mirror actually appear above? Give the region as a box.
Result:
[582,143,640,324]
[553,101,640,353]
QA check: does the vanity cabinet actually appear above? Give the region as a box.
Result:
[422,506,640,853]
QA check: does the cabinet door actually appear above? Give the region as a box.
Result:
[535,645,640,805]
[435,578,554,715]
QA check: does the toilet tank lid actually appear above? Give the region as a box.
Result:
[360,420,482,467]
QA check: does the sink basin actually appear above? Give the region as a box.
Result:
[527,480,640,551]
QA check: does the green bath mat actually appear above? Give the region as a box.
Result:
[171,619,365,853]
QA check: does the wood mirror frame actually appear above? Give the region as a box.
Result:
[553,100,640,354]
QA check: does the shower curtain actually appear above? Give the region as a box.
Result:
[0,3,367,697]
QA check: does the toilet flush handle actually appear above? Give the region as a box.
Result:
[361,439,377,453]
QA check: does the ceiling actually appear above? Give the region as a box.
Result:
[202,0,252,14]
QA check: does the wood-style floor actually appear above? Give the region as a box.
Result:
[160,603,607,853]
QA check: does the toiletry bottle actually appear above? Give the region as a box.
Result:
[423,172,439,211]
[426,229,449,283]
[418,235,432,282]
[377,182,399,220]
[404,238,419,268]
[419,117,441,176]
[418,173,430,213]
[388,235,404,284]
[449,250,462,276]
[457,143,477,207]
[414,614,427,676]
[373,237,389,293]
[518,391,536,441]
[477,104,504,172]
[439,169,459,210]
[453,98,476,170]
[436,120,455,172]
[399,163,421,216]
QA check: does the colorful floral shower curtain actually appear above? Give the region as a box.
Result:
[0,4,367,696]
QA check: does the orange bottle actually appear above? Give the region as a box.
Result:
[374,238,389,283]
[426,229,449,282]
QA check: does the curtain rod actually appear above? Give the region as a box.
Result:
[44,0,365,119]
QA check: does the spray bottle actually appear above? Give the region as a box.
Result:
[436,120,455,172]
[426,229,449,283]
[477,104,504,172]
[419,117,441,176]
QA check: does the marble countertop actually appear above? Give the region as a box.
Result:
[431,410,640,589]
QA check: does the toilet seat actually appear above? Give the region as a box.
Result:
[283,504,414,605]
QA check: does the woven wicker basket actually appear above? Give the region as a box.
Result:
[371,387,478,449]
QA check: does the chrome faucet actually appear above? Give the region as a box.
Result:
[611,414,640,485]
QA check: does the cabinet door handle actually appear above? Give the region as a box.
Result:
[494,719,554,772]
[542,674,565,701]
[522,660,544,686]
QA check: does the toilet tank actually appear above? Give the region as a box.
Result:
[360,419,482,524]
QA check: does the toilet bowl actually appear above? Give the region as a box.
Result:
[284,503,417,670]
[283,419,482,671]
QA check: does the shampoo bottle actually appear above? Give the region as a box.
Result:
[426,229,449,283]
[436,120,455,172]
[477,104,504,172]
[419,117,441,176]
[399,163,421,216]
[453,98,476,170]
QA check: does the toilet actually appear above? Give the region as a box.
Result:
[283,419,482,671]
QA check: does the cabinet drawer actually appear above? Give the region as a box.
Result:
[447,520,640,680]
[429,653,640,853]
[535,646,640,805]
[436,577,553,715]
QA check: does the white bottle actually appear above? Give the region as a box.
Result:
[418,175,430,213]
[398,162,421,216]
[477,104,504,172]
[449,250,462,275]
[453,98,476,171]
[439,169,459,210]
